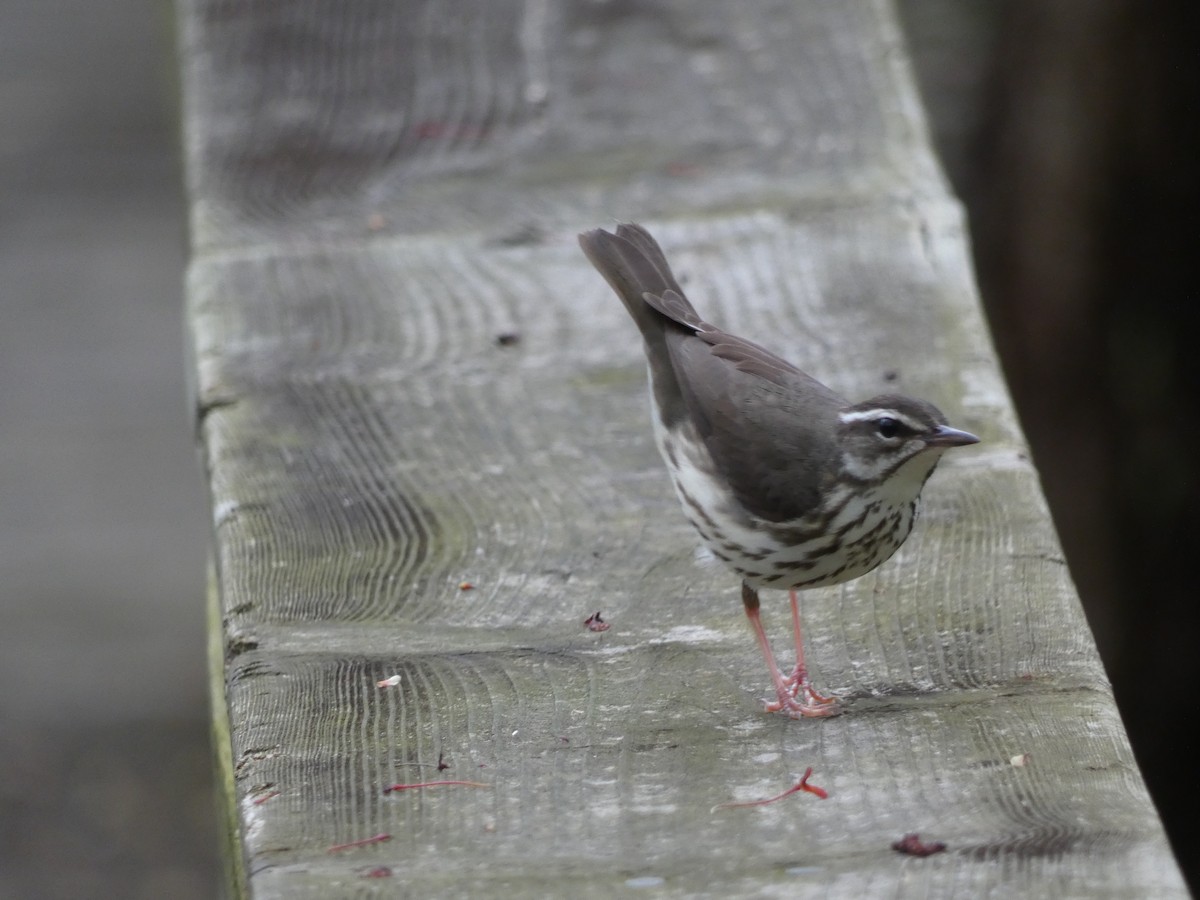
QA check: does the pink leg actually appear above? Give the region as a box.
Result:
[742,583,839,718]
[783,590,836,706]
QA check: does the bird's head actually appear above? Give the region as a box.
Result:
[835,394,979,492]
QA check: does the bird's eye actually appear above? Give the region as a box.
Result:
[876,417,900,439]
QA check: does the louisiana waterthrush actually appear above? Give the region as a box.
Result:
[579,224,979,718]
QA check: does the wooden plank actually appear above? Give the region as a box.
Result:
[179,0,1187,896]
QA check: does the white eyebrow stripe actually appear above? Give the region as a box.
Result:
[838,408,925,430]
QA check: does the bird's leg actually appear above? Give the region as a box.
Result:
[783,589,837,706]
[741,583,839,718]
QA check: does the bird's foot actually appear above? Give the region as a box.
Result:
[764,682,840,718]
[783,664,837,706]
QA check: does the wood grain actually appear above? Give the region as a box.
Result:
[180,0,1186,896]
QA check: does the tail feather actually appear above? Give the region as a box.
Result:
[578,224,697,339]
[613,223,685,297]
[580,222,826,397]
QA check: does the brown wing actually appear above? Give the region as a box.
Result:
[581,224,846,521]
[638,288,847,522]
[662,322,846,522]
[643,289,813,387]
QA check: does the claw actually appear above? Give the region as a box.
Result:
[783,664,837,706]
[765,681,841,718]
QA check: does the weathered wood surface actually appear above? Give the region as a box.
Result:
[180,0,1186,896]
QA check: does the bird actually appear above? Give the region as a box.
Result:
[578,223,979,718]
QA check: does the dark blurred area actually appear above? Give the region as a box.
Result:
[900,0,1199,888]
[0,2,216,898]
[0,1,1192,896]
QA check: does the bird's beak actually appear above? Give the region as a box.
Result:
[925,424,980,448]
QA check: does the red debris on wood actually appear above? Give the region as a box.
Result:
[891,833,947,857]
[327,833,392,853]
[382,780,489,794]
[712,767,828,811]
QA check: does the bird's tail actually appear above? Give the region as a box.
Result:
[578,224,696,341]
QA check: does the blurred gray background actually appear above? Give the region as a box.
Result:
[0,2,215,898]
[1,1,1194,896]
